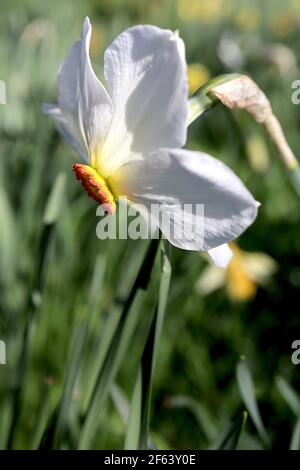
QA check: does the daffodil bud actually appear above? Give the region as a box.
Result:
[189,73,300,197]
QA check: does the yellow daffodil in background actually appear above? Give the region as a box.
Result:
[227,244,261,301]
[177,0,227,23]
[196,242,277,301]
[187,63,210,96]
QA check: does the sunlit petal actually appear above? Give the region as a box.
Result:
[57,17,112,160]
[101,25,188,174]
[42,103,88,161]
[110,148,259,251]
[208,243,233,267]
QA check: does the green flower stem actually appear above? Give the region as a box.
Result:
[123,240,171,450]
[187,73,240,126]
[78,237,160,449]
[138,240,171,449]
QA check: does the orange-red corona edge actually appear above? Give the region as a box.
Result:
[73,163,116,214]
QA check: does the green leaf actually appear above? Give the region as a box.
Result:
[43,172,66,225]
[290,418,300,450]
[212,411,248,450]
[0,185,16,285]
[275,376,300,417]
[47,316,88,449]
[31,383,52,449]
[288,166,300,199]
[236,359,270,447]
[167,395,217,442]
[81,241,149,412]
[6,173,64,449]
[77,238,160,449]
[124,369,142,450]
[111,384,129,425]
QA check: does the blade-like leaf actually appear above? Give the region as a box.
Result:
[275,376,300,417]
[31,383,52,449]
[6,172,65,449]
[236,359,270,447]
[168,395,217,442]
[290,418,300,450]
[124,369,142,450]
[111,384,129,425]
[0,184,16,285]
[77,238,160,449]
[81,240,149,412]
[289,166,300,199]
[40,316,88,449]
[43,172,66,225]
[212,411,248,450]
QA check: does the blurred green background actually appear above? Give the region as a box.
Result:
[1,0,300,450]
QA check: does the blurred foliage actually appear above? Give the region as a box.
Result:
[1,0,300,450]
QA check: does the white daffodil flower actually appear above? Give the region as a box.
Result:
[43,17,260,268]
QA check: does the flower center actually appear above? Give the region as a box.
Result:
[73,163,116,214]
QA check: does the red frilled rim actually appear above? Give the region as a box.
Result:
[73,163,116,214]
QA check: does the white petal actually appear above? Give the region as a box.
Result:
[101,25,188,174]
[42,103,88,161]
[57,17,112,160]
[208,244,233,268]
[110,148,260,251]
